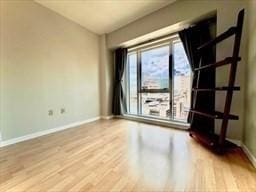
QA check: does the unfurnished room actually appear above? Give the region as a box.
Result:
[0,0,256,191]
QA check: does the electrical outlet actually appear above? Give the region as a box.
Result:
[48,110,53,116]
[61,108,65,114]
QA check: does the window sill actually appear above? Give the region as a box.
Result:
[117,114,190,130]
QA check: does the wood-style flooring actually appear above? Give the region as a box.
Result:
[0,119,255,191]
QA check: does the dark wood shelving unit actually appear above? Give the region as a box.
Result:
[197,26,237,50]
[190,109,239,120]
[189,131,237,150]
[192,86,240,92]
[194,57,241,71]
[189,9,244,153]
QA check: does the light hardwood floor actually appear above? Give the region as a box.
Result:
[0,119,255,192]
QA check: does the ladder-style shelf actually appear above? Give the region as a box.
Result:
[194,57,241,71]
[192,86,240,92]
[197,26,237,50]
[189,131,237,149]
[189,9,244,153]
[190,109,239,120]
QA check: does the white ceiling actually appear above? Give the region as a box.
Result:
[35,0,176,35]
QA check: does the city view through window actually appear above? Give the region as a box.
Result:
[173,42,191,121]
[127,39,191,122]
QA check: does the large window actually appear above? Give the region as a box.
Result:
[126,37,191,123]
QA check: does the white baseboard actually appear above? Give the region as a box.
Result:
[242,144,256,168]
[226,138,242,147]
[101,115,114,120]
[2,116,255,169]
[226,139,256,168]
[211,138,256,168]
[119,114,190,130]
[0,116,101,148]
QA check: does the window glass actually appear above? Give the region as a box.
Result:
[141,46,169,90]
[126,39,191,123]
[127,53,138,114]
[141,93,170,119]
[173,41,191,121]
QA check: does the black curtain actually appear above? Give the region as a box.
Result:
[179,20,216,133]
[112,48,128,115]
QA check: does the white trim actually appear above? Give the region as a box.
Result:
[120,115,244,145]
[224,140,256,169]
[2,115,255,169]
[226,138,242,147]
[101,115,114,120]
[118,114,190,130]
[0,116,100,148]
[242,143,256,168]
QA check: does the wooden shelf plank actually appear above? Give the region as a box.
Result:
[194,57,241,71]
[197,26,237,51]
[190,109,239,120]
[189,130,237,150]
[192,86,240,91]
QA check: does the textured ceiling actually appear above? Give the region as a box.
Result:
[35,0,176,34]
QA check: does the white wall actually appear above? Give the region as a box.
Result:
[244,0,256,157]
[0,0,249,144]
[0,0,3,141]
[0,0,100,141]
[99,35,114,117]
[106,0,248,141]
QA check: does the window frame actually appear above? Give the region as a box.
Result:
[125,36,190,122]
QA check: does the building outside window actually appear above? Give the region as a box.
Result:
[125,36,192,123]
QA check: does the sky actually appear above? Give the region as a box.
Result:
[128,41,191,90]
